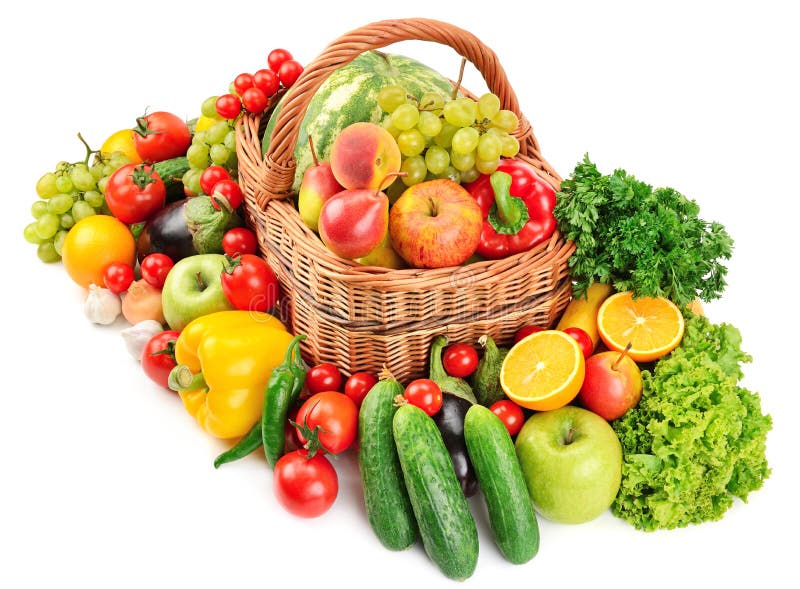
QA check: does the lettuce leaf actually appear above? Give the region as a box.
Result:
[611,312,772,531]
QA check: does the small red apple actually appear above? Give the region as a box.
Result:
[578,347,642,421]
[318,188,389,259]
[389,179,482,268]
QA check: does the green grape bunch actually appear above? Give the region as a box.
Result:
[24,134,131,263]
[183,95,239,195]
[378,85,521,196]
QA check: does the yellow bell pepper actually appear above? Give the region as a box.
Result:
[169,310,294,439]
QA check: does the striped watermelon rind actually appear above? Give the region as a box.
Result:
[262,51,456,194]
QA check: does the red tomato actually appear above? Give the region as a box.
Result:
[132,111,191,163]
[220,254,280,313]
[268,48,293,72]
[343,372,378,408]
[277,59,303,88]
[199,165,231,195]
[563,327,594,359]
[306,363,342,395]
[442,343,479,378]
[404,379,443,416]
[514,324,545,344]
[222,227,258,257]
[211,179,244,209]
[103,262,134,294]
[253,69,279,97]
[216,94,242,120]
[141,330,180,389]
[233,72,254,96]
[140,253,174,289]
[273,449,338,518]
[295,391,358,454]
[241,87,268,114]
[490,400,525,437]
[105,163,166,224]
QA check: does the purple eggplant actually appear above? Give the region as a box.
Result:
[433,392,478,497]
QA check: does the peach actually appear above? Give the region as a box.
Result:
[330,122,401,191]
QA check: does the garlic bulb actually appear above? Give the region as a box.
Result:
[84,284,122,325]
[120,320,164,361]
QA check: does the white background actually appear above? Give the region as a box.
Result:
[2,1,797,587]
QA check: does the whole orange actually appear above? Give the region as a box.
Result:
[61,215,136,288]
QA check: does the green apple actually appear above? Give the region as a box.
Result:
[161,253,233,331]
[515,406,622,524]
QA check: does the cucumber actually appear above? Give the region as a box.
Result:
[464,404,539,564]
[152,156,190,202]
[393,404,478,580]
[357,376,417,551]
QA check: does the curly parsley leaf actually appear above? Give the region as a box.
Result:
[554,155,734,306]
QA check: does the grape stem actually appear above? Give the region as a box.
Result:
[76,133,100,165]
[452,57,467,100]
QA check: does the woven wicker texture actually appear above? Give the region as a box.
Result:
[237,18,575,381]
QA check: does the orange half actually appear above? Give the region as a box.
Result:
[597,291,685,363]
[500,330,585,411]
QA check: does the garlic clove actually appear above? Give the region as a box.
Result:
[121,320,164,362]
[84,284,122,325]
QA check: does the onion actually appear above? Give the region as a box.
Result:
[121,279,165,325]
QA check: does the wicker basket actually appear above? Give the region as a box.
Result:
[236,18,575,382]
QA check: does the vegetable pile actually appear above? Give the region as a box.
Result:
[612,311,772,530]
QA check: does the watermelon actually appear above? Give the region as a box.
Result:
[262,51,455,193]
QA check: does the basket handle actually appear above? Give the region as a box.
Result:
[251,17,556,209]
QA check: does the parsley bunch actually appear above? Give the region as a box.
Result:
[554,155,733,306]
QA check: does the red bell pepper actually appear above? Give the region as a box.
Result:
[466,159,557,259]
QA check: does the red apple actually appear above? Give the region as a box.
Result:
[578,349,642,421]
[389,179,482,268]
[318,188,389,259]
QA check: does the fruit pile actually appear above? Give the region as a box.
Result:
[22,37,771,583]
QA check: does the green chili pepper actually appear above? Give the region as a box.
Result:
[262,334,307,468]
[212,334,307,469]
[213,421,264,469]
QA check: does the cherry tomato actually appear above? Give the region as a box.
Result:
[442,343,479,378]
[343,372,378,408]
[306,363,342,395]
[295,391,358,454]
[268,48,293,72]
[132,111,191,163]
[215,94,242,120]
[141,330,180,389]
[211,179,244,209]
[103,262,135,294]
[563,327,594,359]
[277,59,303,88]
[233,72,254,96]
[140,253,174,289]
[253,68,280,97]
[273,449,338,518]
[404,379,443,416]
[241,87,268,114]
[220,254,280,313]
[105,163,166,224]
[222,227,258,257]
[199,165,231,195]
[490,399,525,437]
[514,324,545,344]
